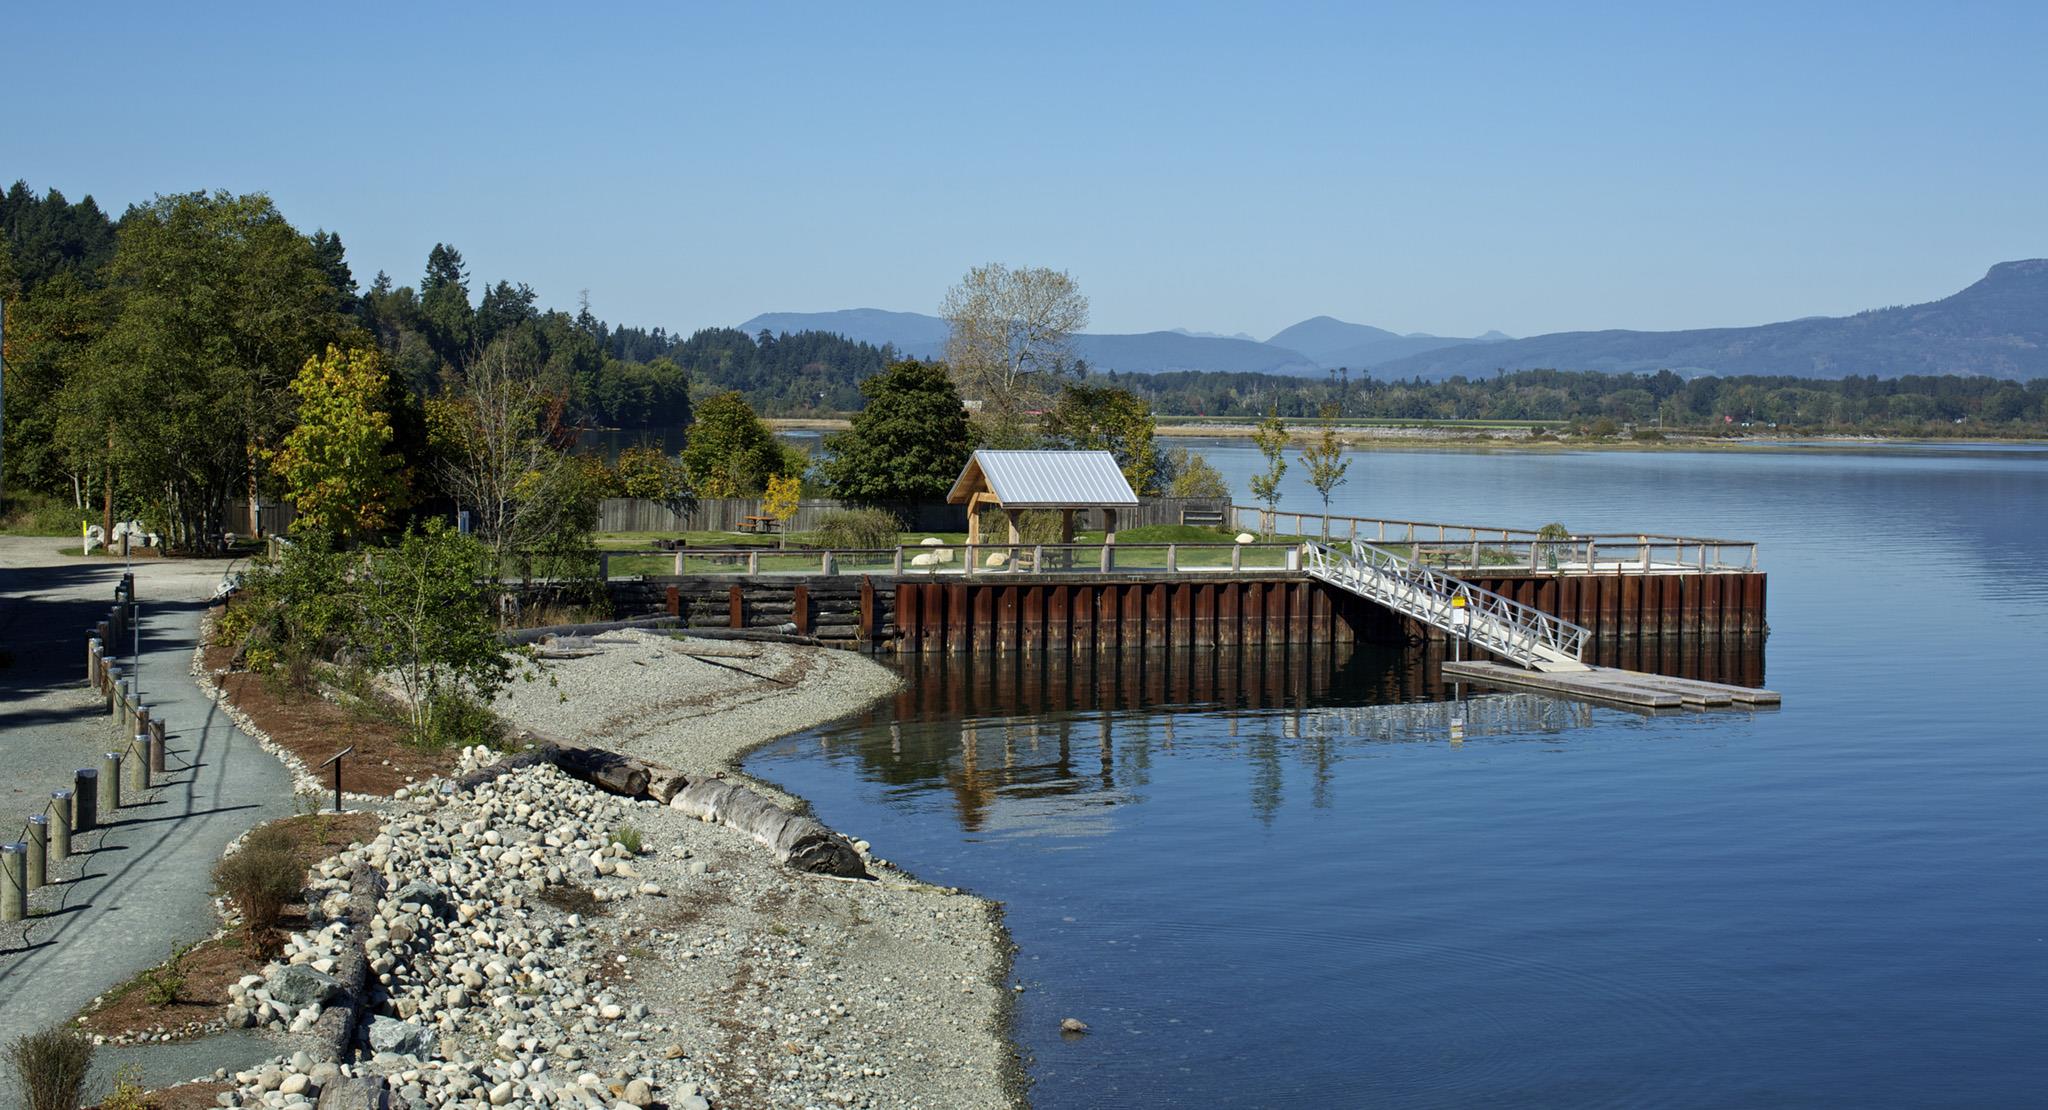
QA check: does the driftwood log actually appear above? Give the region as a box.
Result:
[308,861,387,1063]
[459,740,867,878]
[669,779,869,878]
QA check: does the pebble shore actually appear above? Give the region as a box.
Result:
[206,632,1019,1109]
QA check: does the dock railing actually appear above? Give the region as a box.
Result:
[1233,506,1757,574]
[591,541,1313,581]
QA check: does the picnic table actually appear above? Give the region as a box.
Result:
[739,514,779,534]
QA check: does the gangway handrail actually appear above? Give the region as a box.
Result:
[1303,539,1591,670]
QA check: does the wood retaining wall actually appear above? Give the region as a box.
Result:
[607,569,1767,655]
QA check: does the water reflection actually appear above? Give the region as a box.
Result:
[801,638,1764,832]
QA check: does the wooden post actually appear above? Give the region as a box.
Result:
[598,552,610,581]
[728,585,744,629]
[0,843,24,922]
[1166,544,1178,572]
[893,547,905,575]
[793,584,810,635]
[895,583,920,653]
[26,814,47,890]
[674,549,685,575]
[48,791,71,859]
[99,752,120,813]
[72,769,96,833]
[747,551,760,576]
[859,576,875,643]
[665,585,681,617]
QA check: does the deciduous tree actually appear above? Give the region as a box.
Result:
[1166,446,1230,499]
[270,345,409,544]
[1249,407,1288,534]
[65,190,345,548]
[1040,384,1164,494]
[1298,404,1350,537]
[940,264,1087,444]
[680,391,783,498]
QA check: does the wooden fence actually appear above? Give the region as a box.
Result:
[597,496,1230,535]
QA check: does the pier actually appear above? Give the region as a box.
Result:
[598,509,1769,682]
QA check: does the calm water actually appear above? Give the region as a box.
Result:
[749,445,2048,1108]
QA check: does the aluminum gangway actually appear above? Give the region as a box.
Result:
[1304,540,1592,672]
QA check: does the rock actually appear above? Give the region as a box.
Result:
[395,878,454,918]
[268,964,343,1008]
[488,1082,514,1106]
[623,1079,653,1107]
[366,1015,436,1058]
[1060,1017,1090,1034]
[313,1076,389,1110]
[280,1074,311,1096]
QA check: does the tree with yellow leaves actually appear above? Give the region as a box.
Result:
[271,344,408,544]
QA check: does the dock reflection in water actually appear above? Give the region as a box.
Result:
[794,637,1764,834]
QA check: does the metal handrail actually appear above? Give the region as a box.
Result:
[1234,505,1760,563]
[1304,540,1590,669]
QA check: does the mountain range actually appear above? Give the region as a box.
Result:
[738,259,2048,381]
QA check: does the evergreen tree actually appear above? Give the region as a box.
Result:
[821,361,975,502]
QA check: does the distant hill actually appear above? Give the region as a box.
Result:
[740,309,950,359]
[1074,331,1316,375]
[1265,316,1510,369]
[1372,260,2048,381]
[739,310,1322,375]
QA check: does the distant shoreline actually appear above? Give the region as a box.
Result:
[761,416,2047,454]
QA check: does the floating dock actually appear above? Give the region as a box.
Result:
[1443,660,1780,709]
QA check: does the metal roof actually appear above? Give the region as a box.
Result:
[946,450,1140,508]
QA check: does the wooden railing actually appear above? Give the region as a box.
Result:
[594,542,1312,580]
[1231,506,1758,573]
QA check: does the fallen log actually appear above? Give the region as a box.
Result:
[457,738,865,877]
[553,745,652,797]
[308,861,387,1063]
[672,779,869,878]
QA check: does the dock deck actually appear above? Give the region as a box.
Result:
[1443,660,1781,710]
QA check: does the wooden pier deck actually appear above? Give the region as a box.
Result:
[1443,660,1780,709]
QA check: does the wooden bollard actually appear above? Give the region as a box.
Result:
[144,711,166,773]
[26,815,47,889]
[104,663,123,710]
[131,733,152,791]
[73,770,97,833]
[98,752,121,814]
[1,843,25,922]
[49,791,72,859]
[88,636,103,686]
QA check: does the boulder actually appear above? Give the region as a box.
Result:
[365,1016,436,1059]
[267,964,342,1008]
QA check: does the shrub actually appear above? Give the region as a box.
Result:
[812,508,902,550]
[613,825,643,855]
[417,691,507,752]
[976,507,1065,545]
[213,835,302,952]
[103,1064,148,1110]
[7,1025,95,1110]
[142,943,193,1007]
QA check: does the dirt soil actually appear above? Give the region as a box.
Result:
[200,629,453,794]
[76,812,379,1041]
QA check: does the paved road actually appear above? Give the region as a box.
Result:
[0,538,294,1088]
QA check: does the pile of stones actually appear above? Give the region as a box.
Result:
[217,753,717,1110]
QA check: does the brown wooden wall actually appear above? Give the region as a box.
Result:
[611,569,1767,654]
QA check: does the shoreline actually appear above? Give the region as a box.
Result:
[761,415,2046,453]
[491,630,1028,1108]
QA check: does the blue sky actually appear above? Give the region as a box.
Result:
[8,2,2044,340]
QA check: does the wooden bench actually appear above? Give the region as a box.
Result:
[1180,506,1225,528]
